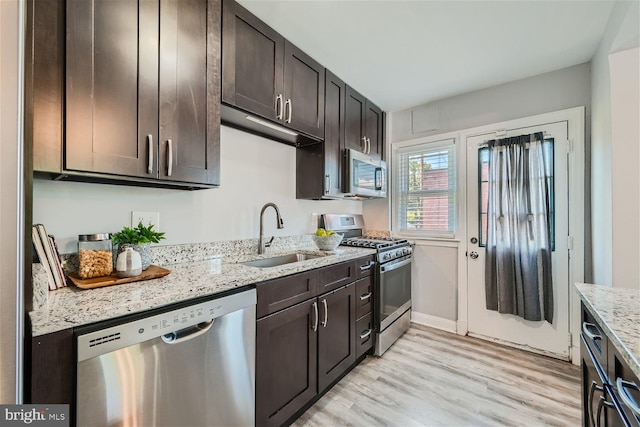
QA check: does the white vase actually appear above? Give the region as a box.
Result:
[116,247,143,277]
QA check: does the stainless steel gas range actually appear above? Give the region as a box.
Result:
[320,214,412,356]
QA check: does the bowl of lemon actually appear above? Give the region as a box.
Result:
[312,228,343,251]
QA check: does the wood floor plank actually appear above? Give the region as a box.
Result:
[293,324,581,427]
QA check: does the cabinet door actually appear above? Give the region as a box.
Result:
[222,0,284,122]
[66,0,158,178]
[581,335,607,427]
[366,100,384,160]
[608,344,640,426]
[256,299,318,427]
[283,41,325,139]
[159,0,220,185]
[345,86,366,154]
[323,70,346,197]
[317,283,356,393]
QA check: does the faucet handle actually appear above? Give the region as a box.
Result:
[265,236,275,248]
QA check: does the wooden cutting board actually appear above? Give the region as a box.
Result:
[67,265,171,289]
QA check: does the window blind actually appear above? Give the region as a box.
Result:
[394,139,456,237]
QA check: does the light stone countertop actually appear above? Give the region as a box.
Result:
[30,246,375,336]
[575,283,640,379]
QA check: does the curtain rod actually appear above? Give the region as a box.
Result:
[478,131,550,148]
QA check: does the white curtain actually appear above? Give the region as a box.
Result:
[484,132,553,323]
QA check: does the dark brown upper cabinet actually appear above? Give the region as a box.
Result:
[345,86,383,161]
[296,70,346,199]
[30,0,220,189]
[221,0,324,145]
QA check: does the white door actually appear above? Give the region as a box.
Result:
[466,121,570,359]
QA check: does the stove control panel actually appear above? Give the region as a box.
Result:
[378,245,412,263]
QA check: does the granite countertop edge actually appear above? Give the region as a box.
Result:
[30,247,376,337]
[575,283,640,379]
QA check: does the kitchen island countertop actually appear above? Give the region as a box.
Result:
[30,247,375,336]
[575,283,640,379]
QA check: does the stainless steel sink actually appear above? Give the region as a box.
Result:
[241,253,324,268]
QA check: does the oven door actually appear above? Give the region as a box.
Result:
[377,256,412,331]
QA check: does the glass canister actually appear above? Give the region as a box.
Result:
[78,234,113,279]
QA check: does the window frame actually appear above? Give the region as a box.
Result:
[391,136,459,239]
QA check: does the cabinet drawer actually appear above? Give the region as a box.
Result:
[355,255,376,279]
[257,272,315,318]
[355,276,373,319]
[314,260,355,294]
[582,303,607,370]
[356,312,374,358]
[609,344,640,426]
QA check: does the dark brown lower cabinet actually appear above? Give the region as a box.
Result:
[317,283,356,393]
[581,302,640,427]
[256,299,318,427]
[256,280,359,426]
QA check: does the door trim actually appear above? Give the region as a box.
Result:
[456,106,585,364]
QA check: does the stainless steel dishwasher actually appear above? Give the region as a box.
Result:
[76,289,256,427]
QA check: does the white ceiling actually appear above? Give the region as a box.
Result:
[237,0,615,112]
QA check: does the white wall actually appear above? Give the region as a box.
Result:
[610,47,640,288]
[0,0,20,404]
[590,0,640,287]
[365,64,592,325]
[33,126,362,253]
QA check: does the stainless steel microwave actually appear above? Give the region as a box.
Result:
[344,149,387,198]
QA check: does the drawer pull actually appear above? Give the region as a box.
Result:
[616,378,640,416]
[582,322,602,341]
[359,261,375,271]
[359,292,372,301]
[360,329,372,340]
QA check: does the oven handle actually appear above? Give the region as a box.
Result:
[380,257,412,273]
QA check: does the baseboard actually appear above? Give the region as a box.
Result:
[411,312,457,333]
[571,345,580,365]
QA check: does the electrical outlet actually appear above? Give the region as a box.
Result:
[131,211,160,230]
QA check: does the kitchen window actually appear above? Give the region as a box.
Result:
[393,138,457,238]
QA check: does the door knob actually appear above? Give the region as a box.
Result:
[469,251,479,259]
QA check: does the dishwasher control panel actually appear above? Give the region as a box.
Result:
[77,289,256,362]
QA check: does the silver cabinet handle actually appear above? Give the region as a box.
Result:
[325,174,330,195]
[596,395,614,427]
[284,99,292,123]
[582,322,602,341]
[616,378,640,416]
[367,137,372,154]
[320,298,328,327]
[147,134,153,174]
[275,94,283,119]
[361,136,367,152]
[359,261,374,271]
[167,139,173,176]
[311,301,318,332]
[588,381,604,427]
[359,292,372,301]
[359,329,371,340]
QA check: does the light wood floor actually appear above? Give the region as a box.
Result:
[293,324,581,427]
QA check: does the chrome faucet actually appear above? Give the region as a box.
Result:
[258,203,284,254]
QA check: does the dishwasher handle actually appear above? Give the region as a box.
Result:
[161,320,215,344]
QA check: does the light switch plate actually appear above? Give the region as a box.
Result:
[131,211,160,230]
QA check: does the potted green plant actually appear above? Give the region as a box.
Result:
[112,222,165,270]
